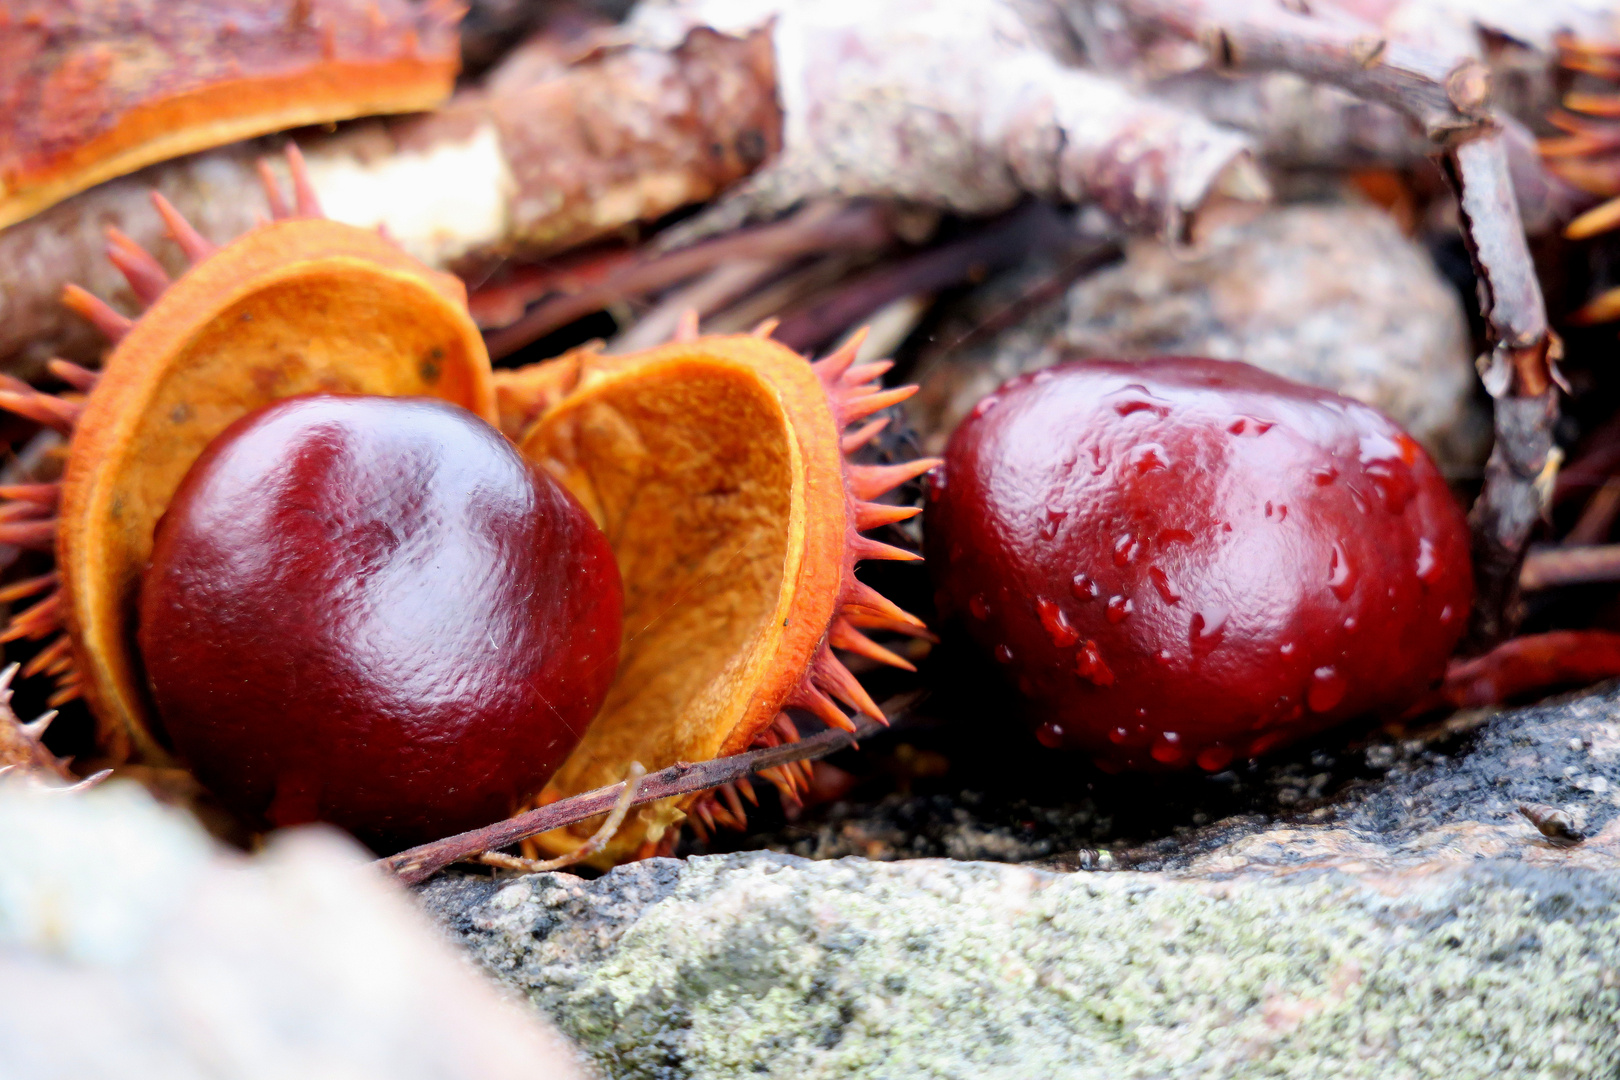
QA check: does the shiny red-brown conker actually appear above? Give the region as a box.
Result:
[925,358,1471,771]
[137,394,623,849]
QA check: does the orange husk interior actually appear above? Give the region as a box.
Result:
[515,333,936,865]
[53,218,494,762]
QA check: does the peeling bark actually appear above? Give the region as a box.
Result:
[630,0,1264,245]
[0,22,783,376]
[0,0,461,230]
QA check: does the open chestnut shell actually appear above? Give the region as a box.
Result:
[925,357,1472,770]
[0,157,939,864]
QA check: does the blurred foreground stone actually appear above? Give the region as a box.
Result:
[0,782,585,1080]
[909,203,1487,476]
[423,687,1620,1079]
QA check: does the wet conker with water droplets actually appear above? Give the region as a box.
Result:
[925,358,1471,771]
[137,395,623,849]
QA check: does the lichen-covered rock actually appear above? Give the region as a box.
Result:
[0,781,585,1080]
[908,203,1487,476]
[420,686,1620,1079]
[424,853,1620,1080]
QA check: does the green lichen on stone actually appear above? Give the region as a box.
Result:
[425,853,1620,1080]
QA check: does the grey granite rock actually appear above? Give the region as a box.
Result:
[907,202,1488,477]
[741,682,1620,876]
[420,687,1620,1079]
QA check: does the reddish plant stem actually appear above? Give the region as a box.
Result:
[1557,413,1620,504]
[379,713,887,886]
[466,246,639,330]
[772,203,1082,353]
[1519,543,1620,591]
[1440,630,1620,708]
[485,202,895,359]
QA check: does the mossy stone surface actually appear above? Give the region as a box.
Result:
[423,853,1620,1080]
[421,685,1620,1079]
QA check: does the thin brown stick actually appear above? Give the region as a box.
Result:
[611,259,784,353]
[1118,0,1492,144]
[380,714,887,885]
[1519,544,1620,591]
[934,241,1125,359]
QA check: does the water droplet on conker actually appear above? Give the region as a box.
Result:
[1075,641,1115,686]
[1148,566,1181,604]
[1150,731,1183,763]
[1307,666,1347,713]
[1036,597,1080,647]
[1328,541,1357,600]
[1415,537,1442,585]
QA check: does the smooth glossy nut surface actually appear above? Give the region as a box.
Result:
[926,358,1471,770]
[138,394,623,848]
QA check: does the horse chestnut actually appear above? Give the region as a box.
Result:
[926,358,1471,770]
[137,395,623,848]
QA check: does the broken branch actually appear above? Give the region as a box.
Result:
[631,0,1263,246]
[0,21,783,377]
[1115,0,1494,144]
[1447,136,1561,647]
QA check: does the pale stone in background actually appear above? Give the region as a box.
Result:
[0,782,586,1080]
[910,203,1488,478]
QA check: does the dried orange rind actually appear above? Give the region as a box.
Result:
[0,0,461,229]
[515,328,938,864]
[0,156,492,763]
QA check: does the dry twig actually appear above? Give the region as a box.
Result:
[1447,136,1561,647]
[381,713,888,885]
[1121,0,1556,646]
[1115,0,1493,144]
[773,204,1090,352]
